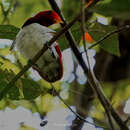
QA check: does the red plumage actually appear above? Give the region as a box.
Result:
[22,10,62,27]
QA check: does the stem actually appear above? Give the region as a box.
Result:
[88,25,130,50]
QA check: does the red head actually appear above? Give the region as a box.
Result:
[22,10,62,28]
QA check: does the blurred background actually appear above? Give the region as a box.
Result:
[0,0,130,130]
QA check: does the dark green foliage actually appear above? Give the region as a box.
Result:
[0,25,20,40]
[22,79,41,100]
[92,0,130,19]
[89,23,120,56]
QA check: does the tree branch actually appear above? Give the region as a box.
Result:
[48,1,96,130]
[81,1,115,130]
[1,0,14,24]
[88,25,130,50]
[47,83,110,130]
[0,11,83,100]
[48,0,129,129]
[0,0,128,129]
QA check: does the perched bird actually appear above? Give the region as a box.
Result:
[15,10,63,82]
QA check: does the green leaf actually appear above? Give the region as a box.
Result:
[57,0,81,51]
[22,79,41,100]
[58,22,81,51]
[8,84,20,100]
[0,25,20,40]
[62,0,81,21]
[92,0,130,19]
[58,34,69,51]
[0,81,7,94]
[0,57,21,100]
[102,79,130,107]
[89,23,120,56]
[71,22,81,42]
[0,68,20,100]
[0,72,41,100]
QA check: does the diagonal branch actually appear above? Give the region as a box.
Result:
[0,11,83,100]
[48,0,96,129]
[81,0,115,129]
[0,0,128,129]
[48,0,129,129]
[81,1,115,130]
[47,83,110,130]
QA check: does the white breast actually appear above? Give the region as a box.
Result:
[15,23,56,59]
[15,23,62,82]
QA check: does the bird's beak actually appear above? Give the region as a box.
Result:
[55,17,63,24]
[59,19,63,23]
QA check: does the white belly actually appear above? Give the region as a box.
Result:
[15,23,63,82]
[16,23,56,59]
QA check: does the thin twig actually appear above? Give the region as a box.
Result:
[0,4,88,100]
[81,0,88,66]
[84,1,114,130]
[48,0,129,129]
[81,1,115,129]
[0,0,128,129]
[105,110,115,130]
[48,0,101,74]
[88,25,130,50]
[0,55,10,62]
[80,25,130,54]
[1,0,14,24]
[49,83,110,130]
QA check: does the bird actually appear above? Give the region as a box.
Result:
[14,10,63,82]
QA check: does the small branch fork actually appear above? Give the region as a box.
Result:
[0,0,129,130]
